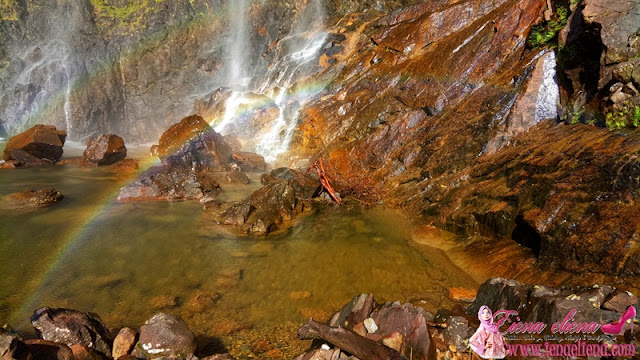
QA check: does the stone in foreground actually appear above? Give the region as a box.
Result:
[30,307,112,356]
[3,124,66,164]
[132,313,196,359]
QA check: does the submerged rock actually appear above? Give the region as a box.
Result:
[133,313,196,359]
[83,134,127,165]
[30,307,112,356]
[3,189,63,210]
[2,124,66,164]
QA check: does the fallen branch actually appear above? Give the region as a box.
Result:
[298,319,404,360]
[308,158,341,204]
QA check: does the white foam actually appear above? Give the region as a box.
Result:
[534,52,560,122]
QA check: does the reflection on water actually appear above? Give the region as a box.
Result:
[0,163,477,357]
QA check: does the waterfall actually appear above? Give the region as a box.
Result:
[534,52,560,122]
[214,0,327,164]
[254,32,327,161]
[227,0,250,89]
[63,52,73,137]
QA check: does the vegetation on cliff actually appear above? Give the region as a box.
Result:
[0,0,20,20]
[528,3,570,48]
[90,0,163,36]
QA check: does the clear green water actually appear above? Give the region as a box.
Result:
[0,148,477,358]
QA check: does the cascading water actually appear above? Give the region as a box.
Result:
[63,51,73,138]
[213,0,327,164]
[227,0,250,89]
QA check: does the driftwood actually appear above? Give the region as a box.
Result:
[308,159,341,204]
[298,319,405,360]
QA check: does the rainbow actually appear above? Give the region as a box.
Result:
[5,3,333,328]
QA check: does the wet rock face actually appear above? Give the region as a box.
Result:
[2,125,66,164]
[426,123,640,275]
[83,134,127,165]
[30,307,112,357]
[284,0,638,275]
[132,313,196,359]
[558,0,640,119]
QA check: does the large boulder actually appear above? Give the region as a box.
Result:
[2,125,66,164]
[30,307,112,357]
[83,134,127,165]
[132,313,196,359]
[153,114,232,172]
[203,167,319,234]
[119,115,232,201]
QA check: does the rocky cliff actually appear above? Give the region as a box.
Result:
[3,0,640,277]
[287,0,640,276]
[0,0,344,142]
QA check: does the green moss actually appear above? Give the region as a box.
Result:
[528,3,570,48]
[605,103,640,129]
[0,0,20,20]
[90,0,162,37]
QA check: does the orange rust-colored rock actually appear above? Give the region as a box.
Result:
[447,288,477,302]
[284,0,640,276]
[3,124,66,163]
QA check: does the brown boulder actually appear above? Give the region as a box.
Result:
[205,201,254,226]
[30,307,112,357]
[132,313,196,359]
[3,124,66,163]
[231,152,266,172]
[0,333,26,359]
[69,344,109,360]
[154,114,232,172]
[23,339,73,360]
[83,134,127,165]
[602,289,639,313]
[112,327,137,360]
